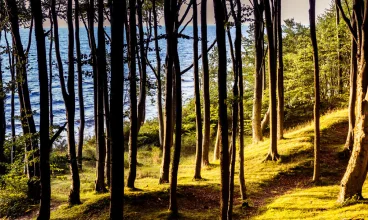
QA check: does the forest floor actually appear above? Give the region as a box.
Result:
[12,108,368,219]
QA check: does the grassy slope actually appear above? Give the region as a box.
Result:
[40,108,368,219]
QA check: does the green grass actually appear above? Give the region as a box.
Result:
[3,108,362,219]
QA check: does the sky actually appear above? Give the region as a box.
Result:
[190,0,334,25]
[54,0,333,27]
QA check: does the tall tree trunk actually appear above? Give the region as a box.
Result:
[276,0,284,140]
[29,0,50,217]
[309,0,321,182]
[109,0,125,216]
[152,0,164,149]
[137,0,147,132]
[213,0,230,218]
[338,0,368,203]
[344,16,357,151]
[5,0,40,197]
[169,8,181,213]
[252,0,264,143]
[193,0,203,180]
[127,0,138,188]
[104,69,111,187]
[75,0,85,171]
[159,0,175,184]
[0,31,5,176]
[95,0,107,192]
[264,0,279,161]
[49,12,54,128]
[201,0,211,166]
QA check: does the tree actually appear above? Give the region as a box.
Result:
[193,0,203,180]
[51,0,81,204]
[264,0,279,161]
[213,0,230,218]
[109,0,125,216]
[0,30,5,176]
[127,0,138,189]
[276,0,284,140]
[337,0,368,203]
[75,0,85,171]
[309,0,321,182]
[95,0,107,192]
[169,0,182,213]
[29,0,50,217]
[201,0,211,166]
[252,0,264,143]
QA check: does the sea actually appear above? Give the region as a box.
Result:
[0,25,247,140]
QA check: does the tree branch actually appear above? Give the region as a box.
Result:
[49,122,68,146]
[335,0,357,43]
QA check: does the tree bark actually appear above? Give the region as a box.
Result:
[159,0,175,184]
[29,0,50,216]
[109,0,125,216]
[201,0,211,166]
[338,0,368,203]
[213,0,230,217]
[193,0,203,180]
[95,0,107,192]
[75,0,85,171]
[252,0,265,143]
[264,0,279,161]
[309,0,321,182]
[276,0,284,140]
[127,0,138,189]
[0,30,5,176]
[49,12,54,128]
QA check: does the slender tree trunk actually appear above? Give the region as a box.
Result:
[5,0,40,197]
[252,0,264,143]
[109,0,125,216]
[264,0,279,161]
[201,0,211,166]
[338,0,368,203]
[261,107,270,133]
[127,0,138,188]
[29,0,50,217]
[193,0,203,180]
[213,123,220,161]
[0,30,5,176]
[169,9,181,213]
[309,0,321,182]
[104,69,111,187]
[152,0,164,148]
[344,16,357,151]
[95,0,107,192]
[49,12,54,128]
[213,0,230,217]
[75,0,85,171]
[276,0,284,140]
[137,0,147,132]
[159,0,175,184]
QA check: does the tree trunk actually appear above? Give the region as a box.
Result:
[264,0,279,161]
[49,12,54,128]
[0,30,5,176]
[127,0,138,188]
[169,10,181,214]
[252,0,264,143]
[137,0,147,132]
[201,0,211,166]
[95,0,107,192]
[344,16,357,151]
[159,0,175,184]
[338,0,368,203]
[276,0,284,140]
[213,0,230,217]
[75,0,85,171]
[109,0,125,216]
[193,0,203,180]
[5,0,40,196]
[309,0,321,182]
[29,0,50,217]
[104,68,111,187]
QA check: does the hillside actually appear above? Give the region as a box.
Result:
[14,108,368,219]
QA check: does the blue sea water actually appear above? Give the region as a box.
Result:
[0,25,246,139]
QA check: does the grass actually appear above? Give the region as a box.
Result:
[3,108,365,219]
